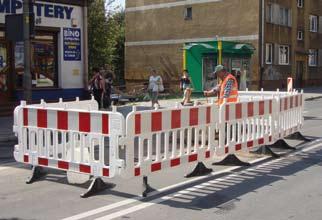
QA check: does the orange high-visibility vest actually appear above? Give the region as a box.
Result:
[217,73,238,105]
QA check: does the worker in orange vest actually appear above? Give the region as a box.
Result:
[204,65,238,105]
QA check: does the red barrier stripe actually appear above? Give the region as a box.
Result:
[189,108,199,126]
[259,101,264,115]
[290,96,293,108]
[269,100,272,114]
[170,158,180,167]
[300,94,302,106]
[38,157,48,166]
[103,168,109,177]
[23,108,28,126]
[171,110,181,129]
[269,136,272,142]
[135,114,141,135]
[79,112,90,132]
[247,141,254,148]
[225,147,229,154]
[151,162,161,172]
[205,151,210,158]
[58,161,69,170]
[79,164,91,173]
[295,95,299,107]
[235,144,242,151]
[24,155,29,163]
[206,107,211,124]
[189,154,198,162]
[225,105,230,121]
[134,167,141,176]
[235,103,242,119]
[248,102,254,117]
[258,138,264,145]
[102,114,109,134]
[284,98,288,111]
[152,112,162,132]
[37,109,47,128]
[57,111,68,130]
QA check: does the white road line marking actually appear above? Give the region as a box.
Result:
[95,142,322,220]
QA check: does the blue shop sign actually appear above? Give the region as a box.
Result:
[63,28,81,61]
[0,0,74,20]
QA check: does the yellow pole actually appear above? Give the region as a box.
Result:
[183,45,187,70]
[218,40,222,65]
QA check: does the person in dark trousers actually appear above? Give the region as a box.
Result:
[89,67,104,108]
[103,70,114,109]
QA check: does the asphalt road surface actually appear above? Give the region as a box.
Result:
[0,98,322,220]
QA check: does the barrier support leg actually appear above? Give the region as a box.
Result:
[26,166,46,184]
[286,132,311,142]
[267,139,296,150]
[80,177,109,198]
[142,176,155,197]
[251,146,280,158]
[212,154,251,166]
[185,162,213,178]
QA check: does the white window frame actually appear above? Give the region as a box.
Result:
[265,43,273,64]
[279,45,290,65]
[184,7,192,20]
[297,0,303,8]
[297,30,303,40]
[279,7,290,26]
[308,49,318,66]
[267,4,273,23]
[310,15,318,32]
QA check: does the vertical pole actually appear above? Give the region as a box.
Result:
[23,0,32,102]
[183,44,186,70]
[218,40,222,65]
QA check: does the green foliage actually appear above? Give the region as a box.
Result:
[88,0,125,84]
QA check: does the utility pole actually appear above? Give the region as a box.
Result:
[23,0,32,102]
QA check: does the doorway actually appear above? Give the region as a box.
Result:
[296,61,304,88]
[0,41,11,104]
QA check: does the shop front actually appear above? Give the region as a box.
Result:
[184,41,255,92]
[0,0,87,106]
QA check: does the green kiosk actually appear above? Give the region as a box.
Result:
[183,41,255,92]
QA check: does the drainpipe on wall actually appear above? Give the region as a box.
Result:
[83,1,89,92]
[259,0,265,89]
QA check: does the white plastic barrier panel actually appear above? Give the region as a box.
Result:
[123,103,219,178]
[218,97,276,155]
[13,101,125,178]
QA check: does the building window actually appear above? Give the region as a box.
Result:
[15,32,57,88]
[184,7,192,20]
[308,49,318,66]
[265,43,273,64]
[279,7,291,26]
[310,15,318,32]
[279,45,290,65]
[297,0,304,8]
[266,4,273,23]
[297,30,303,40]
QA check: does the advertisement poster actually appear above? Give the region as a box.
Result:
[63,28,81,61]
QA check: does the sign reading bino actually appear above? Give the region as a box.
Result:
[0,0,74,20]
[63,28,81,61]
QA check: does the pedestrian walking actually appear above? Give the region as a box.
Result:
[180,70,192,105]
[89,67,105,108]
[148,69,163,108]
[102,70,114,109]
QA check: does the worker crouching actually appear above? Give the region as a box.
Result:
[204,65,238,105]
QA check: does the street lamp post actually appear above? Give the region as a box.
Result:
[23,0,32,102]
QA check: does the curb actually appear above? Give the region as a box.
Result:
[305,96,322,101]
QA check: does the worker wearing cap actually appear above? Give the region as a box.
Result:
[204,65,238,105]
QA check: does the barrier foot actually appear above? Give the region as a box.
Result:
[26,166,46,184]
[268,139,296,150]
[80,177,109,198]
[142,176,155,197]
[251,146,280,158]
[286,132,311,142]
[212,154,251,167]
[185,162,213,178]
